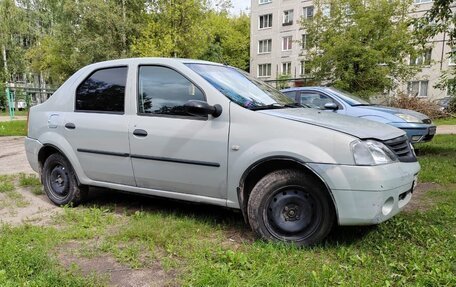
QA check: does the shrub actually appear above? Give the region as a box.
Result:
[390,92,447,119]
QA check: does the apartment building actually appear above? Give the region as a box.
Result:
[250,0,452,100]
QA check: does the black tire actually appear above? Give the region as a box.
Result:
[41,153,88,206]
[247,169,335,246]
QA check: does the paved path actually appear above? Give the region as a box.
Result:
[0,116,27,122]
[437,125,456,135]
[0,136,35,174]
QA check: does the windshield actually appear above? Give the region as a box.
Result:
[327,87,371,106]
[186,64,296,110]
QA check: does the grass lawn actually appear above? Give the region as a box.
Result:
[0,110,28,117]
[0,120,27,136]
[0,136,455,286]
[434,117,456,125]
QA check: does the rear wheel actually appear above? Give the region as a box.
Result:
[42,153,87,206]
[247,169,335,246]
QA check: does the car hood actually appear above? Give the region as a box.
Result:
[358,105,429,121]
[259,108,404,141]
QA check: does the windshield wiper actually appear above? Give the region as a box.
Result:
[250,103,286,111]
[284,103,304,108]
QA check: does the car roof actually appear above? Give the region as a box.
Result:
[281,86,331,93]
[84,57,225,69]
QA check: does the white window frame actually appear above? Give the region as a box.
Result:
[283,9,294,25]
[300,61,311,76]
[259,0,272,4]
[259,14,273,29]
[258,39,272,54]
[282,36,293,51]
[408,80,429,97]
[258,63,272,78]
[449,47,456,66]
[414,0,433,4]
[302,6,314,20]
[282,62,292,75]
[410,48,432,66]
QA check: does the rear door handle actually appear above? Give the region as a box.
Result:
[133,129,148,137]
[65,123,76,129]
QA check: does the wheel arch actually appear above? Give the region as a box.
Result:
[238,156,338,225]
[38,144,82,185]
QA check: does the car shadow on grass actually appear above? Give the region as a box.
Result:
[84,187,377,247]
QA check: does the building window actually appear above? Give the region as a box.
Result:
[258,39,272,54]
[300,61,311,75]
[303,6,314,20]
[410,49,432,65]
[408,80,429,97]
[282,62,292,75]
[449,48,456,66]
[283,10,294,26]
[282,36,293,51]
[414,0,433,4]
[259,0,272,4]
[258,64,272,77]
[302,34,309,49]
[321,4,331,17]
[259,14,273,29]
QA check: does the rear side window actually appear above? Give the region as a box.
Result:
[138,66,205,116]
[75,67,128,113]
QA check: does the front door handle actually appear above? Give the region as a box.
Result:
[65,123,76,129]
[133,129,148,137]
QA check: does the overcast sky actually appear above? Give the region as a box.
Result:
[231,0,250,15]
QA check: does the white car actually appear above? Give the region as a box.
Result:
[25,58,420,246]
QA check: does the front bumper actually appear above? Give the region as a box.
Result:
[390,123,436,143]
[308,161,420,225]
[24,137,43,173]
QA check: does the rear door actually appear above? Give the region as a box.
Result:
[63,66,135,186]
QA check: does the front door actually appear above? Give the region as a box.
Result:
[129,65,229,199]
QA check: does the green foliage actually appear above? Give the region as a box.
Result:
[301,0,420,98]
[0,120,27,136]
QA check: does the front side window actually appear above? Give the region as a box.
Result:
[259,14,273,29]
[300,92,336,109]
[186,64,295,110]
[75,67,128,113]
[138,66,205,116]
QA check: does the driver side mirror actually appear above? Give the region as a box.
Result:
[184,100,223,118]
[324,102,339,111]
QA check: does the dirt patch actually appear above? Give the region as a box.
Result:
[404,182,441,213]
[0,116,27,122]
[0,136,36,174]
[57,241,176,287]
[0,186,60,225]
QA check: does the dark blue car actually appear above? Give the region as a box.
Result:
[282,87,436,143]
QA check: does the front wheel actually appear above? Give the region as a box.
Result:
[247,169,335,246]
[42,153,87,206]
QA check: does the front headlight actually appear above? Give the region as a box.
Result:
[395,113,421,123]
[351,140,398,165]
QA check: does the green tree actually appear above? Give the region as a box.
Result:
[301,0,420,98]
[201,11,250,70]
[132,0,210,58]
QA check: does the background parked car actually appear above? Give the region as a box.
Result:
[282,87,436,144]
